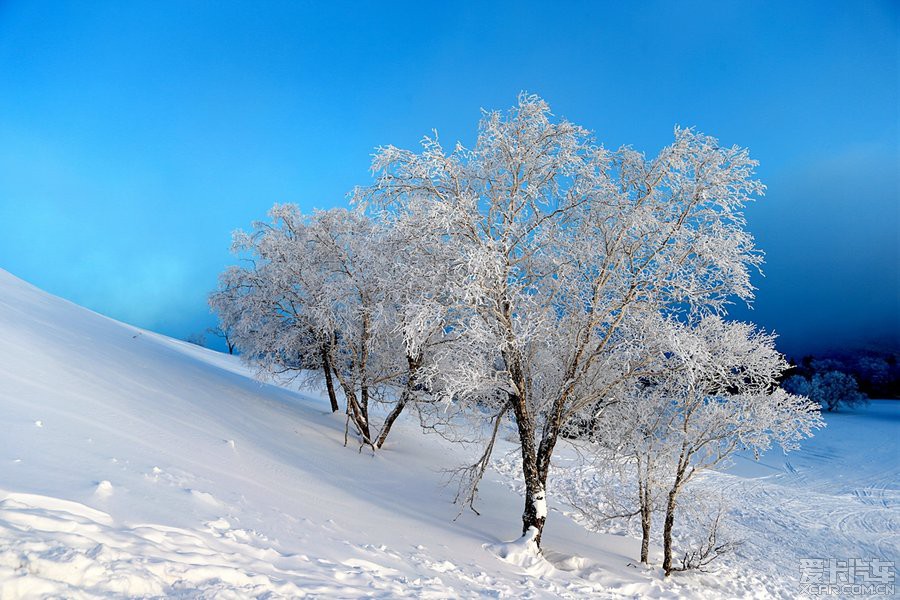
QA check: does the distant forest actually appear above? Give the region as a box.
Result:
[784,349,900,401]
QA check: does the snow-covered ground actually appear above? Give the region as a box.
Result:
[720,399,899,591]
[527,402,900,599]
[0,268,896,598]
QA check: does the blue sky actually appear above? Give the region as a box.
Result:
[0,0,897,357]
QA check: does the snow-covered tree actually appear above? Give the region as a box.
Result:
[594,317,823,574]
[211,204,341,412]
[211,204,451,449]
[356,93,769,547]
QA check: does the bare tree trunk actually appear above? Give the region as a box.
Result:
[498,314,549,548]
[535,384,574,484]
[374,355,420,449]
[520,459,546,545]
[664,448,690,575]
[338,379,371,445]
[640,496,652,564]
[351,390,371,443]
[510,388,545,545]
[662,486,678,576]
[359,312,371,429]
[320,342,339,413]
[375,393,406,448]
[360,383,370,427]
[326,327,371,447]
[521,384,576,549]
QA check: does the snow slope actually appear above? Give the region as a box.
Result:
[0,269,663,598]
[719,400,900,590]
[0,268,896,598]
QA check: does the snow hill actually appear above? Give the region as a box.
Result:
[0,268,896,598]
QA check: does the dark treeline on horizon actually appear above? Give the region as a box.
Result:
[783,348,900,400]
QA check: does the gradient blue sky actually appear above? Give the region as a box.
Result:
[0,1,897,357]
